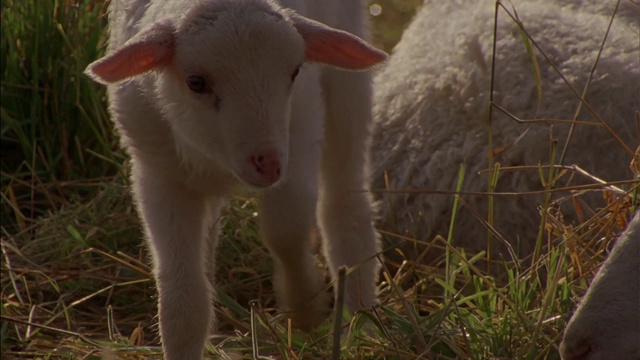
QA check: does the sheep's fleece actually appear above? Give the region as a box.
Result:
[372,0,639,258]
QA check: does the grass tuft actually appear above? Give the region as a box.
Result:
[1,0,122,237]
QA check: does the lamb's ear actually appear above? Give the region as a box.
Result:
[290,14,387,70]
[85,22,176,84]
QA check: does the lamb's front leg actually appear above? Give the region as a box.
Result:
[260,173,329,331]
[259,67,329,330]
[204,198,225,291]
[319,69,381,313]
[132,162,212,360]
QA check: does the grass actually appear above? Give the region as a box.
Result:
[1,0,638,359]
[1,0,120,237]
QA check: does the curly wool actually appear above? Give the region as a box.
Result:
[372,0,638,259]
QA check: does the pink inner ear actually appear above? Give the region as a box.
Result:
[88,32,174,83]
[292,15,387,70]
[304,35,387,70]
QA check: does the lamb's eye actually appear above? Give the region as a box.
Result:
[291,66,301,83]
[186,75,208,93]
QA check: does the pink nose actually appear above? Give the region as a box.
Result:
[250,149,281,185]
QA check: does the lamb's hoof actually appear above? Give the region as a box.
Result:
[286,291,331,331]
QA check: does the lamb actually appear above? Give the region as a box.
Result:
[85,0,386,358]
[560,211,640,360]
[372,0,638,260]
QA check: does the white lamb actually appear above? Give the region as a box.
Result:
[560,211,640,360]
[85,0,386,358]
[372,0,639,259]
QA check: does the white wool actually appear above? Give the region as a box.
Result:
[560,211,640,359]
[85,0,385,358]
[372,0,639,258]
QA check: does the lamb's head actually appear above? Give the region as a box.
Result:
[85,0,387,188]
[560,212,640,360]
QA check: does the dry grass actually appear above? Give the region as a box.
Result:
[2,179,636,359]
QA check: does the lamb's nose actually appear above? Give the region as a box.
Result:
[249,148,281,185]
[560,338,593,360]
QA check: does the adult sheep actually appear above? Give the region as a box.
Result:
[85,0,386,358]
[372,0,639,260]
[560,211,640,360]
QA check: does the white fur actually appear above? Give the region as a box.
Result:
[85,0,385,358]
[372,0,639,258]
[560,211,640,360]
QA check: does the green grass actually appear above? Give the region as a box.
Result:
[1,0,121,237]
[1,1,638,359]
